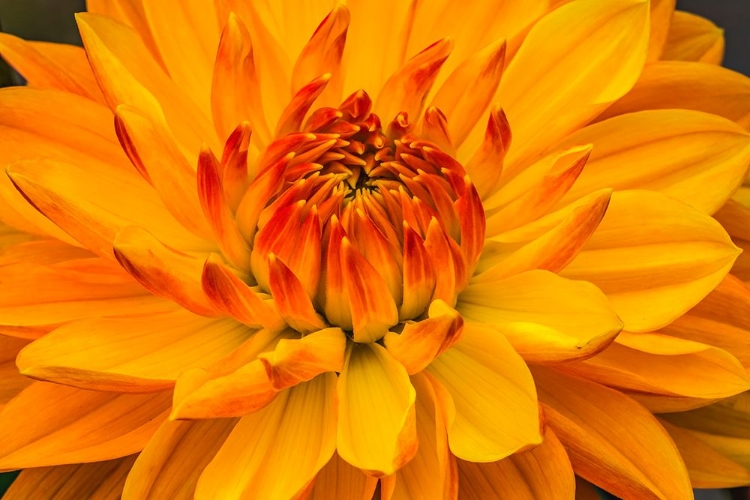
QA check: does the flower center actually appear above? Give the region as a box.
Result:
[239,90,485,342]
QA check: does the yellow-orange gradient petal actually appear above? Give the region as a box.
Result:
[456,429,574,500]
[3,455,136,500]
[534,367,693,500]
[337,342,417,477]
[0,336,32,411]
[426,324,541,462]
[309,452,378,500]
[561,190,740,332]
[459,270,622,362]
[662,11,724,65]
[123,418,238,500]
[0,382,169,470]
[195,373,336,500]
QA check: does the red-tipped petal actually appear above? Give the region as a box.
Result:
[268,254,327,334]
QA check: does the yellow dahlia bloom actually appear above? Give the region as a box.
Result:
[1,0,750,498]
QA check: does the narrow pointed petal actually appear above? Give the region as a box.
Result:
[384,300,463,375]
[456,429,574,500]
[275,74,331,138]
[534,367,693,500]
[123,418,238,500]
[115,104,213,238]
[76,13,217,154]
[197,146,252,269]
[431,39,506,146]
[560,331,750,401]
[293,5,350,107]
[113,226,216,316]
[4,456,136,500]
[0,383,170,469]
[382,372,457,500]
[211,13,269,143]
[15,309,250,393]
[420,107,455,156]
[0,33,104,101]
[659,419,750,488]
[221,122,252,209]
[195,373,337,499]
[556,110,750,214]
[426,324,542,462]
[310,452,378,500]
[201,254,283,329]
[235,153,291,244]
[561,190,740,331]
[337,343,417,477]
[456,177,486,271]
[400,222,436,320]
[459,270,622,363]
[376,39,454,126]
[492,0,649,172]
[464,106,511,200]
[424,218,465,305]
[600,62,750,130]
[663,11,724,64]
[268,253,327,333]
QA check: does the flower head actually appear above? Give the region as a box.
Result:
[1,0,750,498]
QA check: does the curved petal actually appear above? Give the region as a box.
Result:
[458,271,622,363]
[309,452,378,500]
[426,324,541,462]
[456,429,574,500]
[3,456,136,500]
[561,190,740,332]
[534,367,693,500]
[195,373,337,499]
[123,418,238,500]
[714,200,750,283]
[0,336,32,411]
[16,309,251,392]
[662,11,724,64]
[555,109,750,214]
[0,382,170,470]
[337,342,417,477]
[647,0,676,61]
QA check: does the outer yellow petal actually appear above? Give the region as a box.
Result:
[662,11,724,65]
[16,309,250,393]
[555,110,750,214]
[561,190,740,332]
[534,368,693,500]
[337,343,417,477]
[0,382,169,470]
[0,336,32,412]
[489,0,649,171]
[560,331,750,401]
[659,420,750,488]
[714,200,750,282]
[0,33,104,102]
[426,324,542,462]
[3,456,136,500]
[195,373,337,500]
[123,418,238,500]
[310,452,378,500]
[600,62,750,130]
[456,429,574,500]
[459,271,622,362]
[647,0,676,61]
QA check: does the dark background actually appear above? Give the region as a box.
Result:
[0,1,748,499]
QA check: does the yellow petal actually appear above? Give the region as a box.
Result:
[0,336,32,411]
[16,309,250,392]
[647,0,676,61]
[600,61,750,130]
[4,456,136,500]
[113,226,216,316]
[459,270,622,362]
[492,0,649,172]
[123,418,238,500]
[381,372,457,500]
[337,342,417,477]
[309,452,378,500]
[659,419,750,489]
[76,13,217,155]
[456,429,574,500]
[561,190,740,331]
[560,331,750,401]
[0,382,169,470]
[714,200,750,282]
[0,33,104,102]
[195,373,337,499]
[555,109,750,214]
[534,367,693,500]
[663,11,724,65]
[426,324,541,462]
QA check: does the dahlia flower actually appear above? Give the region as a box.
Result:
[0,0,749,498]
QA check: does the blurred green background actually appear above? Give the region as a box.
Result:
[0,0,748,499]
